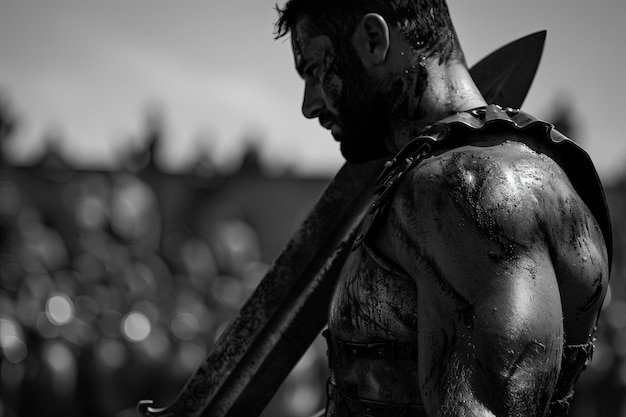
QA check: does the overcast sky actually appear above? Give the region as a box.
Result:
[1,1,624,182]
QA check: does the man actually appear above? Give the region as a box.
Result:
[275,1,611,416]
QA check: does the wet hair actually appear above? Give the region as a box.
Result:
[274,0,465,64]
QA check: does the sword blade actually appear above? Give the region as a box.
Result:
[470,30,546,108]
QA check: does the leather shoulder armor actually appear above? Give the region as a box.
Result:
[353,104,613,271]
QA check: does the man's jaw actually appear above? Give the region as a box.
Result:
[330,125,345,142]
[319,115,343,142]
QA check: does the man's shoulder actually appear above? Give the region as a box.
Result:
[400,137,572,202]
[391,138,578,245]
[389,104,577,204]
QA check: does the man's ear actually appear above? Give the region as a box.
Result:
[352,13,390,67]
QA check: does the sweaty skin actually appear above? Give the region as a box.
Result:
[328,132,609,416]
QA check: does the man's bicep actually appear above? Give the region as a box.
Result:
[416,249,564,416]
[465,251,564,397]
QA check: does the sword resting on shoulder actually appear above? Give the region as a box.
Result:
[137,31,546,417]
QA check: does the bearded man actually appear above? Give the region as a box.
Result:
[274,0,611,416]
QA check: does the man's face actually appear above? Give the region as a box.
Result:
[293,21,391,164]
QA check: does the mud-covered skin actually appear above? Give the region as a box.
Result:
[327,136,609,416]
[328,242,421,408]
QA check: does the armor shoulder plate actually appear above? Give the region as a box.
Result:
[353,104,612,269]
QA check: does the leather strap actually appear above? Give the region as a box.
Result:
[327,381,427,417]
[322,329,418,363]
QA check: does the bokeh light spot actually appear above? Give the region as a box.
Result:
[121,312,151,342]
[45,342,74,373]
[97,339,127,369]
[176,341,206,372]
[45,293,75,326]
[286,385,319,417]
[212,275,243,308]
[0,318,18,339]
[171,313,200,341]
[77,195,108,230]
[1,335,27,364]
[140,327,171,361]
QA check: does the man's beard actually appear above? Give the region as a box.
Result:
[337,74,392,164]
[336,86,392,164]
[332,50,401,164]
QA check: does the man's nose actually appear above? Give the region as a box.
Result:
[301,82,325,119]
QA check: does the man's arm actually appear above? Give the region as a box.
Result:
[386,143,574,415]
[415,248,562,416]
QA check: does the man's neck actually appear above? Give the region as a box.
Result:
[388,58,487,153]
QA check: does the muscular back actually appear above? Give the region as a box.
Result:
[327,131,609,416]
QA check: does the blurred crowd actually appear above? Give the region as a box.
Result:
[0,159,329,417]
